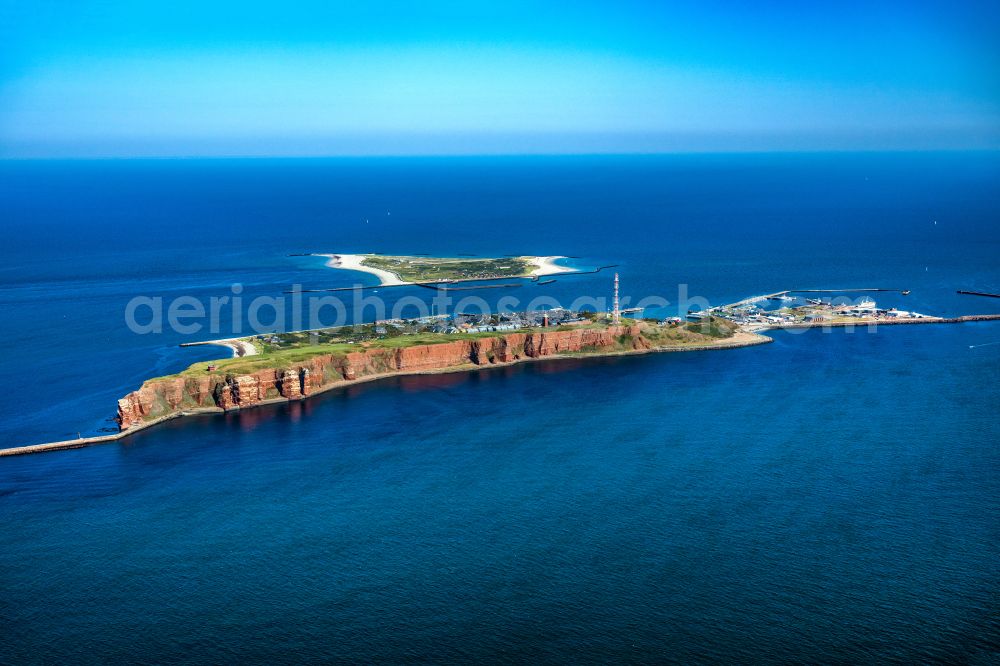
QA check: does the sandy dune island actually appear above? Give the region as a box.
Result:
[320,253,574,285]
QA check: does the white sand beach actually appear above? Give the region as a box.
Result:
[188,338,258,358]
[216,339,258,358]
[226,339,258,357]
[319,253,572,284]
[318,253,410,286]
[529,255,574,276]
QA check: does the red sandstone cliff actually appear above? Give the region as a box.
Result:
[116,326,651,430]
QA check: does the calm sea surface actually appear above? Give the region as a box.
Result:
[1,154,998,663]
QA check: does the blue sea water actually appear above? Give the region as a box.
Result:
[0,154,998,663]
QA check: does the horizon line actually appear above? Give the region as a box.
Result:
[4,147,1000,162]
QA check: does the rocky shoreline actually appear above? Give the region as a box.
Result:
[2,327,771,457]
[5,310,999,457]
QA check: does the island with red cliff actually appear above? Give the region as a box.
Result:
[8,291,997,457]
[116,316,765,432]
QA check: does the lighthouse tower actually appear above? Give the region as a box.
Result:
[613,273,621,325]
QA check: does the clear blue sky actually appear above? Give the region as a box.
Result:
[1,0,998,157]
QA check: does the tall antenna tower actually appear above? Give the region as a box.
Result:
[613,272,620,324]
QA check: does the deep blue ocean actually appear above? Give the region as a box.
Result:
[1,154,998,663]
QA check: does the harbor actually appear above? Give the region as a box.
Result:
[681,287,995,331]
